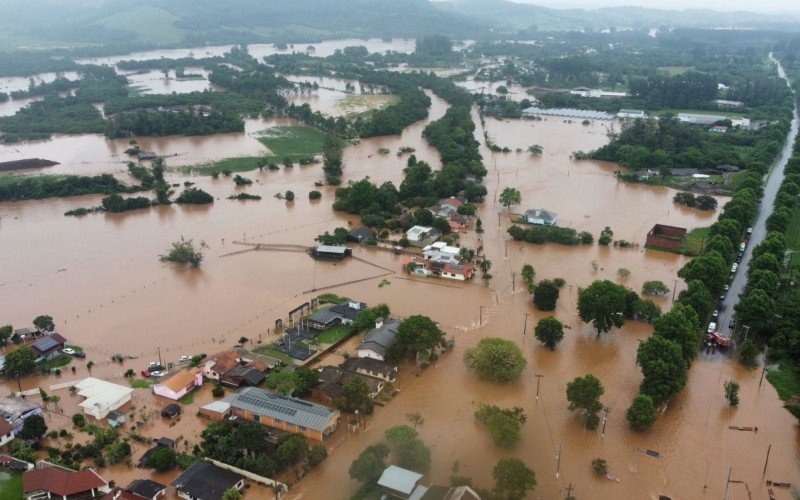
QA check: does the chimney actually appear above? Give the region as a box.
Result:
[375,319,384,329]
[349,300,360,310]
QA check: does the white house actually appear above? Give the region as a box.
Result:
[357,319,401,361]
[406,226,442,247]
[0,420,15,447]
[524,209,558,226]
[617,109,646,120]
[75,378,133,420]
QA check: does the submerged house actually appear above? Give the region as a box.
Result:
[357,319,401,361]
[645,224,687,251]
[310,245,352,260]
[406,226,442,248]
[304,300,366,331]
[23,465,109,500]
[75,378,134,420]
[348,225,375,244]
[524,209,558,227]
[171,461,244,500]
[152,368,203,400]
[30,334,67,361]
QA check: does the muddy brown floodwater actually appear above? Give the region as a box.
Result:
[1,97,798,499]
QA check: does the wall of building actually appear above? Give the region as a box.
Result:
[231,407,333,442]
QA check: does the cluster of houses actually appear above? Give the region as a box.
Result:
[376,465,481,500]
[404,242,474,281]
[18,457,249,500]
[428,197,471,232]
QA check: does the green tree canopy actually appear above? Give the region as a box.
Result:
[464,337,527,383]
[493,458,536,499]
[637,336,687,405]
[385,424,418,445]
[652,303,701,366]
[394,315,446,360]
[626,394,657,430]
[677,251,728,294]
[533,280,560,311]
[566,374,604,415]
[20,414,47,440]
[5,347,36,378]
[33,315,55,332]
[349,444,390,484]
[396,439,432,473]
[577,280,628,335]
[534,317,564,350]
[334,377,373,414]
[499,187,522,210]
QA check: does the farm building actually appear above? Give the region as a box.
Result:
[645,224,687,251]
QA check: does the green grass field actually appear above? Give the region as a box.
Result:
[253,345,295,365]
[317,325,355,345]
[766,361,800,420]
[182,126,331,176]
[130,379,154,389]
[38,354,72,371]
[178,387,197,405]
[0,471,22,500]
[94,5,184,46]
[679,227,712,256]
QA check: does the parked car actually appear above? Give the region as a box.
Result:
[149,370,165,378]
[178,355,191,363]
[148,361,162,369]
[708,322,717,333]
[739,243,746,252]
[729,319,736,329]
[712,310,719,318]
[747,227,753,235]
[62,348,76,356]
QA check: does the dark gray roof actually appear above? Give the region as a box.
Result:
[171,461,244,500]
[348,226,374,242]
[308,301,366,326]
[126,479,166,497]
[226,387,339,432]
[31,334,66,353]
[224,365,267,386]
[341,357,397,377]
[357,319,401,357]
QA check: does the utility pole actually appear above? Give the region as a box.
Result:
[479,306,485,326]
[512,271,516,291]
[555,444,562,478]
[672,279,678,303]
[759,346,768,388]
[723,465,733,500]
[565,483,574,500]
[157,345,162,367]
[763,444,772,476]
[535,373,544,399]
[523,313,530,338]
[601,407,611,437]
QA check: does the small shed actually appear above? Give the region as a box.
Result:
[646,224,687,251]
[199,400,231,421]
[311,245,352,260]
[160,404,181,419]
[107,410,126,428]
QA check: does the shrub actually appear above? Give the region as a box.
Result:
[309,190,322,200]
[592,458,608,475]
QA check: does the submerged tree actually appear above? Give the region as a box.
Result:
[160,238,207,268]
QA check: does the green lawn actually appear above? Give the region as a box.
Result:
[65,344,83,353]
[766,361,800,420]
[255,126,329,157]
[679,227,712,256]
[252,345,295,365]
[178,387,198,405]
[0,471,22,500]
[129,379,154,389]
[317,325,355,345]
[182,125,334,176]
[38,354,72,371]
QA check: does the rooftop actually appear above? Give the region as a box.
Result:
[0,396,41,426]
[315,245,349,254]
[341,357,397,377]
[358,319,402,357]
[231,346,281,369]
[226,387,339,432]
[156,368,200,393]
[23,465,107,496]
[522,107,615,120]
[74,378,133,412]
[31,333,67,354]
[125,479,166,498]
[407,226,434,238]
[171,461,244,500]
[378,465,423,495]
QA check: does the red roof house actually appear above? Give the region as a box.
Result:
[23,465,109,499]
[30,333,67,359]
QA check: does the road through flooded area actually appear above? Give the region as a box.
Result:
[1,98,798,499]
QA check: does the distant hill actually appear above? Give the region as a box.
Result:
[435,0,800,31]
[0,0,487,49]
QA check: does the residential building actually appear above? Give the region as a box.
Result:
[421,486,482,499]
[406,226,442,248]
[341,357,398,384]
[171,461,244,500]
[74,378,134,420]
[677,113,726,126]
[107,410,126,428]
[198,401,230,421]
[524,209,558,226]
[710,125,728,133]
[378,465,424,499]
[310,245,352,260]
[304,300,366,331]
[119,479,166,500]
[645,224,687,251]
[347,225,375,243]
[224,387,340,442]
[422,242,460,262]
[428,197,464,219]
[357,319,401,361]
[13,327,37,341]
[311,366,383,407]
[230,347,280,369]
[152,368,203,400]
[201,351,241,381]
[221,364,267,388]
[23,465,109,500]
[0,396,42,433]
[0,420,14,447]
[30,333,67,360]
[406,256,474,281]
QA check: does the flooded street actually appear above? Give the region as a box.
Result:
[1,66,799,498]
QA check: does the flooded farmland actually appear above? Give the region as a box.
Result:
[1,55,798,499]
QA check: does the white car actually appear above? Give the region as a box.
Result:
[148,361,161,369]
[62,347,76,356]
[712,310,719,318]
[708,322,717,333]
[731,263,738,273]
[747,227,753,235]
[178,355,191,363]
[149,370,165,378]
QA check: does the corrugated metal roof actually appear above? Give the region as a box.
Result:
[378,466,423,495]
[31,334,66,353]
[315,245,349,254]
[226,387,338,432]
[307,306,341,325]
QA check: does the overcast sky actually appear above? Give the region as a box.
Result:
[512,0,798,13]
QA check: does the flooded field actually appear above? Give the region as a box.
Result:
[1,70,798,498]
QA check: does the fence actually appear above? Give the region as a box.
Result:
[205,457,288,497]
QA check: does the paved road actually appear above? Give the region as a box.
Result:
[717,54,799,340]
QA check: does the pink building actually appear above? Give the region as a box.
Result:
[152,368,203,400]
